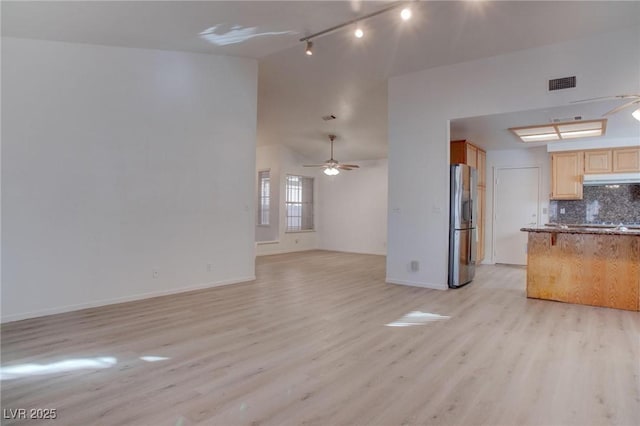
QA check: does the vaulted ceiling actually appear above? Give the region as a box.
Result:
[4,1,639,161]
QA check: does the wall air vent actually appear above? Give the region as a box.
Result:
[548,76,576,91]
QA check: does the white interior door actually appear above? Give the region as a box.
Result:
[494,167,540,265]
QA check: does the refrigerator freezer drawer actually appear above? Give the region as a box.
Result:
[449,228,476,288]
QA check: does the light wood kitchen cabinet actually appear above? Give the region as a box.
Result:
[466,144,478,169]
[612,147,640,172]
[477,149,486,187]
[477,187,486,261]
[584,149,612,174]
[451,140,486,262]
[551,151,583,200]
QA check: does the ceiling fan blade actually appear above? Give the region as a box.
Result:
[570,94,640,104]
[338,164,360,168]
[303,164,328,168]
[603,99,640,117]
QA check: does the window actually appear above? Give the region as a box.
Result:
[285,175,314,232]
[258,170,270,225]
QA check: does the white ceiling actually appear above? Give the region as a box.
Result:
[4,1,640,161]
[450,99,640,151]
[1,1,389,59]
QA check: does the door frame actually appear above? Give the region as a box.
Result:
[492,165,542,264]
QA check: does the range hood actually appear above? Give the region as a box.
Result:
[583,173,640,185]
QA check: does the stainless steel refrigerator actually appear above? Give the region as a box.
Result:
[449,164,477,288]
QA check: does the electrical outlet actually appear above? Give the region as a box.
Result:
[560,208,566,214]
[295,239,299,244]
[410,260,419,272]
[207,263,213,273]
[152,269,159,279]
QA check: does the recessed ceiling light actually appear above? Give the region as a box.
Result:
[400,8,412,21]
[354,27,364,38]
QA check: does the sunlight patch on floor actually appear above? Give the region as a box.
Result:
[139,355,170,362]
[386,311,451,327]
[0,356,117,380]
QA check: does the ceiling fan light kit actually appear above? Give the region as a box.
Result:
[304,134,360,176]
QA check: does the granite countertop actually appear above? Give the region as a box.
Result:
[520,225,640,236]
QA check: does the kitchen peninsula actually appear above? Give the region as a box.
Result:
[520,226,640,311]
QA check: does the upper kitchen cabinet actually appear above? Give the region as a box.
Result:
[583,147,640,174]
[551,151,583,200]
[466,144,478,169]
[450,140,485,183]
[612,147,640,172]
[584,150,612,174]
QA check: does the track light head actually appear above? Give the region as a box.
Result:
[301,2,414,55]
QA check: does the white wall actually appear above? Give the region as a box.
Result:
[318,159,388,255]
[387,26,640,289]
[484,147,551,264]
[2,38,258,322]
[255,145,321,256]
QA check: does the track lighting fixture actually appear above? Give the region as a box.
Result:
[300,2,414,55]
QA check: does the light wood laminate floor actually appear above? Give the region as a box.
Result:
[2,251,639,425]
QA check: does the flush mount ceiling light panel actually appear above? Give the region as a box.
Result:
[300,1,413,55]
[509,119,607,143]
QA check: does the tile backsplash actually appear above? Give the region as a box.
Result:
[549,184,640,224]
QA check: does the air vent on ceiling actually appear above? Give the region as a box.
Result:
[551,116,582,123]
[322,114,337,121]
[548,76,576,91]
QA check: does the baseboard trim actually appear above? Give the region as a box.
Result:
[1,276,256,324]
[318,248,387,256]
[386,278,448,291]
[256,248,316,256]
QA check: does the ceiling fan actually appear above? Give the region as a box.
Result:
[304,134,359,176]
[571,94,640,121]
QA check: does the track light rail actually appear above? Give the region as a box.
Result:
[299,1,410,42]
